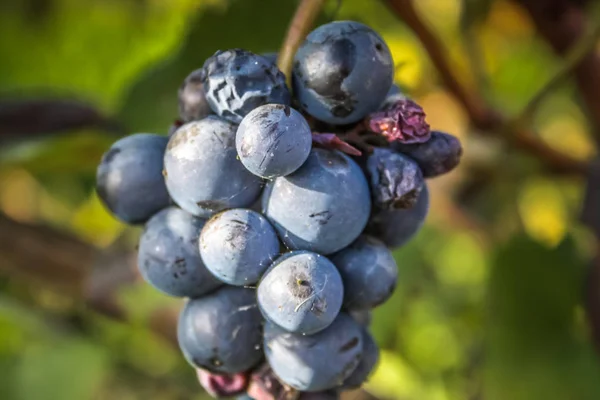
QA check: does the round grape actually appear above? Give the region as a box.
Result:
[199,209,280,285]
[179,68,212,122]
[178,286,263,373]
[293,21,394,125]
[137,207,221,298]
[202,49,291,124]
[366,184,429,249]
[236,104,312,178]
[257,251,343,334]
[262,148,371,255]
[96,133,170,224]
[341,328,379,389]
[164,116,263,218]
[331,235,398,310]
[263,313,363,391]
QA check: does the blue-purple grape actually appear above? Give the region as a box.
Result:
[392,131,463,178]
[179,68,212,122]
[366,184,429,249]
[262,149,371,255]
[178,286,263,373]
[341,329,379,389]
[257,251,343,335]
[331,235,398,310]
[202,49,291,124]
[292,21,394,125]
[199,209,280,285]
[366,147,424,210]
[236,104,312,178]
[96,133,170,224]
[164,116,263,218]
[137,207,221,298]
[263,313,363,391]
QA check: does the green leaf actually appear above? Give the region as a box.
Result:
[14,340,108,400]
[0,0,208,111]
[485,235,600,400]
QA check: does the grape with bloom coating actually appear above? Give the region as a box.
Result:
[262,148,371,255]
[331,235,398,310]
[96,133,170,224]
[164,116,263,218]
[236,104,312,179]
[257,251,343,334]
[138,207,221,298]
[263,313,363,391]
[200,209,280,285]
[293,21,393,125]
[178,286,263,374]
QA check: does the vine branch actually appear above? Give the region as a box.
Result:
[382,0,589,175]
[277,0,327,86]
[512,4,600,125]
[514,0,600,144]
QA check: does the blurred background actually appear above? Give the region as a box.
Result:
[1,0,600,399]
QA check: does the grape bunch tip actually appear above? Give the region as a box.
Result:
[95,19,463,400]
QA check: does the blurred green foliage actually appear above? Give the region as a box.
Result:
[0,0,599,399]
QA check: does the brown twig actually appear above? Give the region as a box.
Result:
[514,0,600,143]
[0,99,124,140]
[511,1,600,125]
[277,0,327,86]
[0,212,179,346]
[382,0,589,175]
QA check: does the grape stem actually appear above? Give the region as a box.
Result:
[277,0,327,87]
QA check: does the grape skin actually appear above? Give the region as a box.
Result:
[293,21,394,125]
[202,49,291,124]
[263,313,363,391]
[164,116,263,218]
[178,286,263,374]
[262,148,371,255]
[199,208,280,285]
[236,104,312,179]
[179,68,212,122]
[257,251,343,335]
[331,235,398,310]
[366,184,429,249]
[96,133,170,224]
[340,328,380,389]
[137,207,222,298]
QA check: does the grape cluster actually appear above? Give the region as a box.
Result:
[96,20,462,400]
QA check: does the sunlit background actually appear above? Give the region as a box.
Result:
[1,0,599,399]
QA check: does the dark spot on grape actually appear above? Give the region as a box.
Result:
[209,356,223,367]
[331,104,353,117]
[308,210,332,225]
[375,43,383,51]
[197,200,226,212]
[102,147,121,164]
[339,337,359,352]
[288,271,313,299]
